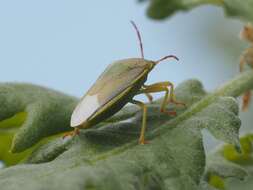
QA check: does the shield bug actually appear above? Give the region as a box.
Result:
[68,21,184,144]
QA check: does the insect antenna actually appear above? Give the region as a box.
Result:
[130,20,144,59]
[155,55,179,64]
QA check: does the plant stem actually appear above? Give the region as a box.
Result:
[156,70,253,135]
[215,70,253,97]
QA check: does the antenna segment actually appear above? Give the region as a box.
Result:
[130,20,144,59]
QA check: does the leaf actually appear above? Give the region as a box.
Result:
[0,131,30,166]
[0,112,30,165]
[202,133,253,190]
[1,69,253,189]
[0,78,242,190]
[0,83,78,153]
[143,0,253,21]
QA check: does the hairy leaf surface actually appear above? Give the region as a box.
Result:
[0,79,242,190]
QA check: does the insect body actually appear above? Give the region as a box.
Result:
[69,21,183,144]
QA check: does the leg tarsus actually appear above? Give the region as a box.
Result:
[160,109,177,116]
[168,99,186,107]
[63,128,80,139]
[139,139,149,145]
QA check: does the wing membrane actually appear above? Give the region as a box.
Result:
[71,58,151,127]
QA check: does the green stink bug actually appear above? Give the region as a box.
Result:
[68,21,184,144]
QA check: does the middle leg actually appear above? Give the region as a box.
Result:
[130,99,148,145]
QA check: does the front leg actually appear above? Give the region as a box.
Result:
[141,86,153,103]
[138,82,185,116]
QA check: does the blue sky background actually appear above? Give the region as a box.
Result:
[0,1,251,158]
[0,1,244,95]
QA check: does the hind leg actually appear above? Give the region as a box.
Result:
[63,128,80,139]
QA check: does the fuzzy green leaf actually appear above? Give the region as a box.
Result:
[144,0,253,21]
[0,83,78,153]
[0,69,253,189]
[0,77,243,190]
[202,133,253,189]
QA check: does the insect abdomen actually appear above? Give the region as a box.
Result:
[80,74,148,128]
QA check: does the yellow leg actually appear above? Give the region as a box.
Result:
[63,128,80,139]
[138,81,185,115]
[141,85,153,103]
[131,99,148,145]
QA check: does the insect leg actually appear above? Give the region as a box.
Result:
[130,99,147,145]
[145,93,153,103]
[142,85,153,103]
[62,128,80,139]
[164,82,185,107]
[138,82,185,115]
